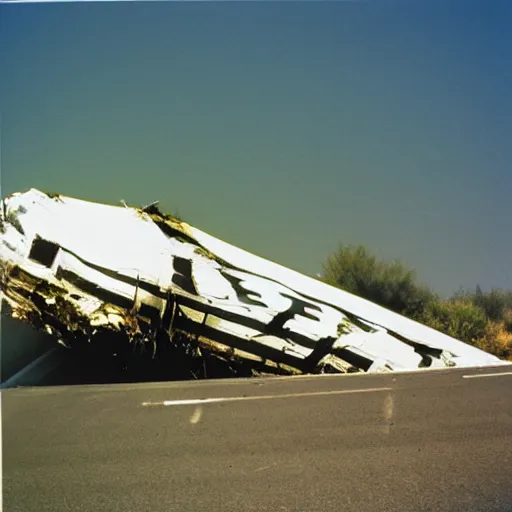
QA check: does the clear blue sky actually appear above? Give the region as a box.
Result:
[1,1,510,297]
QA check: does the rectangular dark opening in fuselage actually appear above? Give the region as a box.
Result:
[28,236,59,268]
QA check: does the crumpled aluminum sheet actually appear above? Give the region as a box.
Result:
[0,188,505,377]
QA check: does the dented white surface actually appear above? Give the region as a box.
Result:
[0,188,505,376]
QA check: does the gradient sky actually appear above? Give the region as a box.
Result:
[1,1,510,297]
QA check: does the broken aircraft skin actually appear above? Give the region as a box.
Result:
[0,188,505,379]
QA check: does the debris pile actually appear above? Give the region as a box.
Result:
[0,189,504,380]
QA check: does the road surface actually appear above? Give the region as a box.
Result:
[2,365,512,512]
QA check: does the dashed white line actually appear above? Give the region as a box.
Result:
[462,371,512,379]
[189,406,203,424]
[141,386,392,407]
[382,392,394,435]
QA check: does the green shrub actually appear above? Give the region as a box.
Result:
[454,286,512,323]
[418,299,488,344]
[322,244,435,318]
[504,309,512,334]
[474,287,506,321]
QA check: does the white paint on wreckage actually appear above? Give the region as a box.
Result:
[0,188,504,375]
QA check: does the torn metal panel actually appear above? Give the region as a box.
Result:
[0,188,506,379]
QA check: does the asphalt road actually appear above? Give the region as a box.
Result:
[2,365,512,512]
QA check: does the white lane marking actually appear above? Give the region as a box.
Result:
[462,371,512,379]
[189,406,203,424]
[382,393,394,435]
[255,464,277,472]
[141,386,392,407]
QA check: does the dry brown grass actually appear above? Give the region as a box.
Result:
[473,320,512,361]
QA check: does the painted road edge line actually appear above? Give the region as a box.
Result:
[141,386,393,407]
[462,371,512,379]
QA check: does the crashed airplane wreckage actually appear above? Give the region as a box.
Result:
[0,188,504,379]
